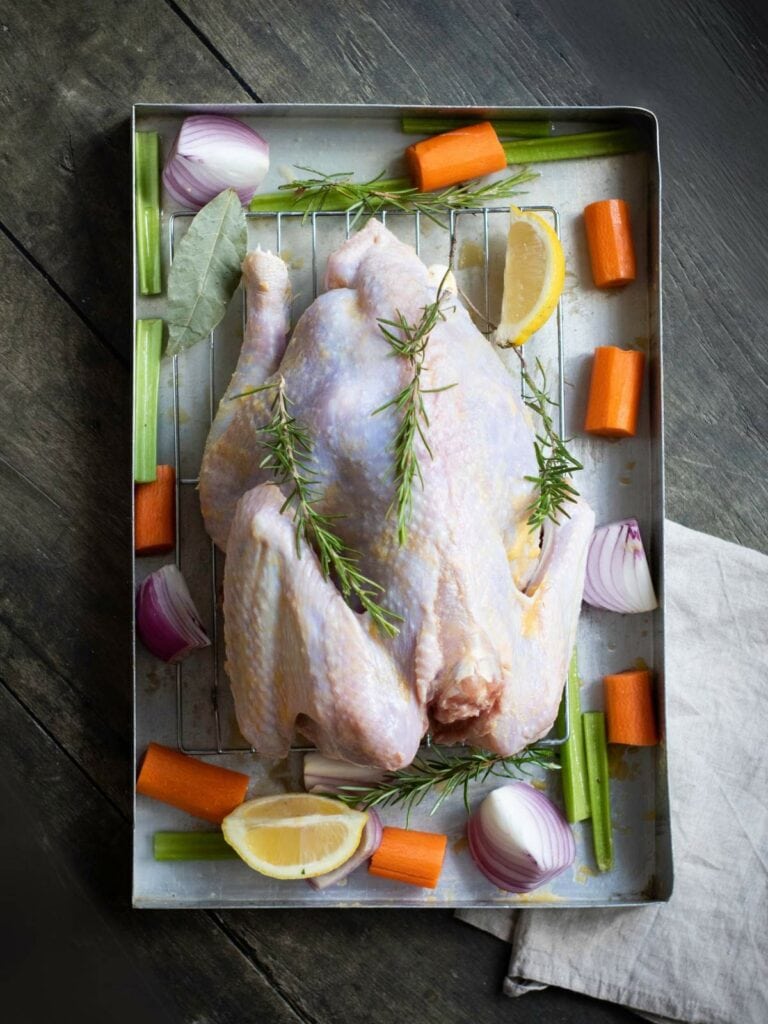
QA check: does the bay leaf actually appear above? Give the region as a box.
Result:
[166,189,247,355]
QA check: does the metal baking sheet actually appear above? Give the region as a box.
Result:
[132,103,670,908]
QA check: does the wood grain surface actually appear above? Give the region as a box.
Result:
[0,0,766,1022]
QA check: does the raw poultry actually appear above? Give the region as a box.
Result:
[199,219,593,769]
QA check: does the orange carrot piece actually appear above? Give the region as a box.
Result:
[584,346,645,438]
[135,464,175,555]
[584,198,636,288]
[368,826,448,889]
[136,742,249,823]
[604,670,658,746]
[406,121,507,193]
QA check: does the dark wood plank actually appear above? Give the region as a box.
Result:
[176,0,768,552]
[0,0,249,359]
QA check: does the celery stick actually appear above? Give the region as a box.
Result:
[503,128,642,164]
[555,652,591,823]
[401,116,554,138]
[153,831,238,861]
[249,177,409,214]
[583,711,614,872]
[135,132,162,295]
[133,319,163,483]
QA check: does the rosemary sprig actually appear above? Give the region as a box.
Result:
[335,745,557,822]
[372,261,457,545]
[275,166,537,228]
[515,352,583,531]
[233,378,402,638]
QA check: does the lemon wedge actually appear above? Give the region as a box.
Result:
[495,206,565,347]
[221,794,368,880]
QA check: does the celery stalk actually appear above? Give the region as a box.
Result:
[135,131,161,295]
[133,319,163,483]
[249,177,409,213]
[153,831,237,861]
[583,711,614,872]
[555,652,591,823]
[401,116,554,138]
[502,128,642,164]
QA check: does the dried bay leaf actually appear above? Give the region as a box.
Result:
[166,189,247,355]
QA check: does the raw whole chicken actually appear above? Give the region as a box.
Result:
[199,219,594,770]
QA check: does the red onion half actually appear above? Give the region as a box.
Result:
[136,564,211,663]
[468,783,575,893]
[582,518,658,614]
[308,809,384,890]
[163,115,269,209]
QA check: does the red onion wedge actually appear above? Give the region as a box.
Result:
[468,783,575,893]
[582,518,658,614]
[163,115,269,210]
[308,809,383,889]
[136,564,211,663]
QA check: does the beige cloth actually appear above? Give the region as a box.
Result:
[458,521,768,1024]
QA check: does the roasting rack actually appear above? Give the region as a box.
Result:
[167,205,566,756]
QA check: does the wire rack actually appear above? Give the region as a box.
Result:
[167,205,565,755]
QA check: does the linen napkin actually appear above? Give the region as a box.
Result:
[457,520,768,1024]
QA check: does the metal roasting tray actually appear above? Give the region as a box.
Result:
[132,103,670,909]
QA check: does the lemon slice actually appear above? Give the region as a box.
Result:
[495,206,565,347]
[221,794,368,880]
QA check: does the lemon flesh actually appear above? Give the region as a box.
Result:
[495,206,565,347]
[222,793,368,880]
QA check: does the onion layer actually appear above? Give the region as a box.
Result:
[468,783,575,893]
[163,115,269,209]
[303,752,384,794]
[308,810,383,889]
[582,518,658,614]
[136,564,211,663]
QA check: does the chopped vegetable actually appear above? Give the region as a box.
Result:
[222,794,368,880]
[584,346,645,438]
[406,121,507,192]
[163,115,269,210]
[502,127,643,165]
[401,116,554,138]
[135,131,162,295]
[166,189,247,356]
[133,318,163,483]
[153,831,239,860]
[468,782,576,892]
[583,712,613,871]
[308,810,383,890]
[604,669,658,746]
[582,518,658,614]
[555,651,591,823]
[303,752,384,794]
[136,564,210,663]
[136,742,249,824]
[135,464,175,555]
[368,826,448,889]
[584,198,636,288]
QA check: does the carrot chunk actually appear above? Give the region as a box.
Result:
[406,121,507,193]
[136,742,249,823]
[583,198,636,288]
[135,464,175,555]
[368,826,448,888]
[584,346,645,438]
[604,670,658,746]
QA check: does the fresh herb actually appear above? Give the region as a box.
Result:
[134,131,162,296]
[234,378,401,638]
[372,261,457,545]
[335,745,557,822]
[249,167,537,226]
[515,352,582,531]
[166,189,247,355]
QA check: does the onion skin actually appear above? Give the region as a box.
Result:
[582,518,658,614]
[468,783,575,893]
[136,565,210,663]
[308,810,383,890]
[163,115,269,210]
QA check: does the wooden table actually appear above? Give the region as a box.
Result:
[1,2,765,1021]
